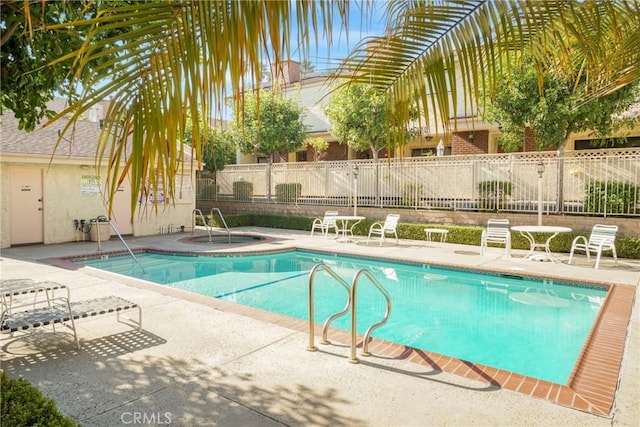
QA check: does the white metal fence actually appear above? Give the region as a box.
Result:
[198,148,640,217]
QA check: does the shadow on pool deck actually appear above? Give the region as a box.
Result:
[1,227,638,426]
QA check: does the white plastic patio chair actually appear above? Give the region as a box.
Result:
[310,211,339,238]
[568,224,618,269]
[480,219,511,257]
[367,214,400,246]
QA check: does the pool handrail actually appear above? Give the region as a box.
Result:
[350,269,392,364]
[192,209,212,242]
[307,263,352,352]
[106,219,146,274]
[210,208,231,243]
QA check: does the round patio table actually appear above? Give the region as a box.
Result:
[511,225,572,262]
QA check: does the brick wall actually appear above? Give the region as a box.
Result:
[452,130,488,155]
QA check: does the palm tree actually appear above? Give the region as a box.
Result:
[9,0,639,214]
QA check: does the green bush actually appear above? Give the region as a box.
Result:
[232,181,253,201]
[219,213,640,259]
[275,183,302,203]
[197,182,218,200]
[1,371,77,426]
[478,180,512,210]
[584,181,638,214]
[401,182,424,206]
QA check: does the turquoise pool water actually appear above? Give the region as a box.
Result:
[77,250,607,384]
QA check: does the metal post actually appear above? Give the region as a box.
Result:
[353,165,359,216]
[536,161,545,226]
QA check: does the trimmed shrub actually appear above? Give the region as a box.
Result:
[584,181,638,215]
[275,183,302,203]
[217,213,640,259]
[1,371,77,426]
[232,181,253,201]
[478,180,512,210]
[402,182,424,206]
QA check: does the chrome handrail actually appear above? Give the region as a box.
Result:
[192,209,212,242]
[108,220,145,273]
[210,208,230,243]
[349,269,392,364]
[307,263,352,352]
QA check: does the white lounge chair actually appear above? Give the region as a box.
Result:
[568,224,618,269]
[1,281,141,349]
[480,219,511,257]
[310,211,339,238]
[367,214,400,246]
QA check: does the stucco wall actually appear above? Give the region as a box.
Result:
[1,160,196,248]
[0,163,10,248]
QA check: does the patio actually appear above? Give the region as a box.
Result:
[1,228,638,426]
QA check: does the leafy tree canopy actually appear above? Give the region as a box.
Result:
[324,83,391,160]
[0,0,137,131]
[184,120,235,173]
[484,56,640,152]
[230,85,308,161]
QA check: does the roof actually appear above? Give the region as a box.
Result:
[1,98,105,159]
[1,98,197,163]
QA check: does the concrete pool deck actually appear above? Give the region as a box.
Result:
[1,227,638,426]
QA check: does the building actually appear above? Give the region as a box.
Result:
[0,98,198,248]
[232,61,640,163]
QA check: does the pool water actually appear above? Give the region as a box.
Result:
[77,250,607,384]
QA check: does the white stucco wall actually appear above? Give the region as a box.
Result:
[0,158,197,248]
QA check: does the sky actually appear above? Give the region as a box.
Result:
[288,2,389,75]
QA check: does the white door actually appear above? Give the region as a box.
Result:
[9,168,44,245]
[110,175,134,235]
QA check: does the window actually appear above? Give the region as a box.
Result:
[296,151,307,162]
[574,137,640,150]
[257,156,268,163]
[411,147,451,157]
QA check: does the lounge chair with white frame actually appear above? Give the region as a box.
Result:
[568,224,618,269]
[367,214,400,246]
[310,211,339,238]
[480,219,511,257]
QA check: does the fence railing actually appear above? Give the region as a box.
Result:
[197,148,640,217]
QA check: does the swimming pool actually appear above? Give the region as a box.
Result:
[76,249,608,384]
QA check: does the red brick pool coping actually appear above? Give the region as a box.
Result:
[209,283,635,416]
[49,253,636,417]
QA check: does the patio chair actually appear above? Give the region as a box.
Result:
[568,224,618,269]
[310,211,339,238]
[367,214,400,246]
[480,219,511,257]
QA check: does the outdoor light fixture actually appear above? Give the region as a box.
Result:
[536,160,545,177]
[468,132,474,141]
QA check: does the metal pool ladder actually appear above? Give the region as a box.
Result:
[210,208,230,243]
[307,263,392,364]
[192,209,212,242]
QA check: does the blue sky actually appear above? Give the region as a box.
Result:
[287,2,388,74]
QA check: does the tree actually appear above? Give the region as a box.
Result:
[308,137,329,161]
[184,120,235,174]
[324,83,390,161]
[0,1,136,131]
[484,57,640,153]
[484,55,640,213]
[230,85,308,200]
[3,1,638,214]
[300,60,315,77]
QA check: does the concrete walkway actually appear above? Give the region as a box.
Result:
[1,228,638,426]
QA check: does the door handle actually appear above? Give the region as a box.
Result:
[38,208,43,211]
